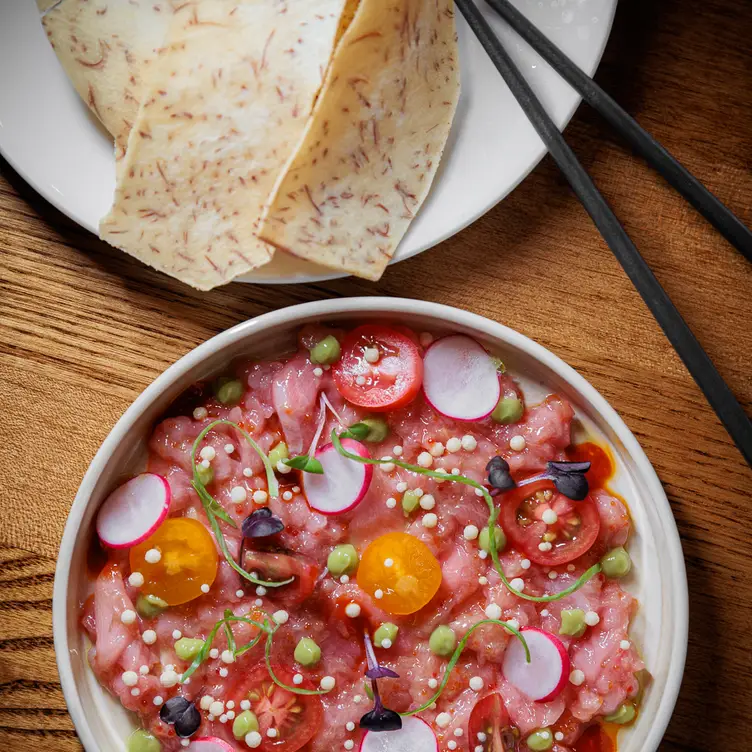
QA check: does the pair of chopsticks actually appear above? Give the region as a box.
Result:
[455,0,752,467]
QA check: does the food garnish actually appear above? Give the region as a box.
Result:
[191,420,291,589]
[501,627,570,702]
[159,695,201,738]
[360,716,439,752]
[332,429,602,603]
[360,631,403,732]
[422,335,502,421]
[129,518,218,606]
[241,508,285,539]
[96,473,171,549]
[357,532,442,615]
[516,460,592,501]
[302,438,373,515]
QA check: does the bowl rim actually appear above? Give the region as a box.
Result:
[53,297,688,751]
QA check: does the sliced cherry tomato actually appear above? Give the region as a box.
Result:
[227,664,323,751]
[500,485,600,566]
[242,548,319,608]
[129,518,218,606]
[332,325,423,411]
[468,693,519,752]
[357,532,442,615]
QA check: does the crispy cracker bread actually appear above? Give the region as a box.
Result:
[259,0,460,281]
[99,0,348,290]
[41,0,174,159]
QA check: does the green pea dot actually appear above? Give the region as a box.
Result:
[600,547,632,579]
[215,377,244,406]
[268,441,289,467]
[479,525,506,553]
[526,728,553,751]
[174,637,204,661]
[196,464,214,487]
[604,703,636,725]
[491,396,524,424]
[361,418,389,443]
[127,729,161,752]
[559,608,587,638]
[135,593,168,619]
[429,625,456,657]
[232,710,260,740]
[309,335,341,365]
[374,623,399,647]
[294,637,321,667]
[402,490,420,515]
[327,544,358,576]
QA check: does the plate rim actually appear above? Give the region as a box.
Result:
[0,0,619,285]
[52,296,687,752]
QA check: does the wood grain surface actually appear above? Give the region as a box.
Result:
[1,0,750,749]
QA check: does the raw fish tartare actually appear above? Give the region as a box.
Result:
[84,324,645,752]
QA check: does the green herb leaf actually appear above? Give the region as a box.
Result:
[341,422,370,440]
[330,429,601,603]
[284,455,324,474]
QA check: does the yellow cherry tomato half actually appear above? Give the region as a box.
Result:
[129,518,218,606]
[357,532,442,615]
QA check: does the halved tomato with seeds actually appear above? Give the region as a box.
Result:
[468,693,519,752]
[500,485,600,566]
[227,664,323,751]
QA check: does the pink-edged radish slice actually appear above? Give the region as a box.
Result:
[303,438,373,515]
[187,739,236,752]
[422,335,500,421]
[96,473,171,549]
[502,626,570,702]
[360,716,438,752]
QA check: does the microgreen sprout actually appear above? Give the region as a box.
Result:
[191,420,290,589]
[179,610,333,697]
[331,429,601,602]
[241,508,285,539]
[486,457,592,501]
[360,631,402,732]
[401,619,530,717]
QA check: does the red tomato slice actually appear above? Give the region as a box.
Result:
[332,325,423,411]
[500,485,600,566]
[468,693,517,752]
[227,664,323,751]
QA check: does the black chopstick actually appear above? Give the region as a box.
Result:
[454,0,752,466]
[485,0,752,263]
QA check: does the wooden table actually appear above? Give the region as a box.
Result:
[1,0,750,749]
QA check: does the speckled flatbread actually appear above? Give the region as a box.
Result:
[99,0,349,290]
[41,0,174,160]
[259,0,460,281]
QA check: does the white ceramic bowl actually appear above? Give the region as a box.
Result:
[53,298,687,751]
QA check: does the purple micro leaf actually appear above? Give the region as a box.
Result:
[366,666,400,680]
[242,508,285,539]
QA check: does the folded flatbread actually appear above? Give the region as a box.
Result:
[259,0,460,281]
[99,0,348,290]
[41,0,173,160]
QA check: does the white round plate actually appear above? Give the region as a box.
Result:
[53,298,686,752]
[0,0,617,284]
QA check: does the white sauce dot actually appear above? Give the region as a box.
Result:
[224,443,235,454]
[485,603,502,620]
[419,494,436,510]
[355,375,367,386]
[585,611,600,626]
[570,669,585,686]
[293,674,304,685]
[153,695,164,706]
[120,610,136,625]
[374,589,384,600]
[364,347,380,363]
[200,583,210,594]
[340,575,350,584]
[384,558,394,568]
[221,650,235,664]
[417,452,433,468]
[429,442,445,457]
[428,678,438,689]
[469,676,484,691]
[273,610,289,625]
[245,731,262,748]
[243,468,254,477]
[200,446,216,461]
[236,589,245,598]
[422,513,438,528]
[463,525,479,540]
[446,437,462,453]
[121,671,138,687]
[380,638,392,649]
[520,559,531,570]
[435,712,452,728]
[240,700,251,711]
[253,490,268,504]
[346,721,356,732]
[320,676,336,691]
[313,367,324,377]
[345,603,361,618]
[193,406,208,421]
[510,578,525,592]
[396,481,408,492]
[267,729,278,738]
[509,435,526,452]
[231,486,248,503]
[385,497,397,509]
[620,640,631,650]
[142,630,157,645]
[461,435,477,451]
[128,572,144,588]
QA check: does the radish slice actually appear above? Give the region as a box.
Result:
[303,439,373,515]
[188,739,236,752]
[502,627,570,702]
[422,335,500,421]
[96,473,171,548]
[360,716,438,752]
